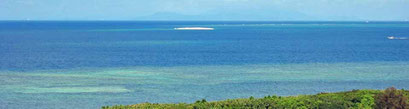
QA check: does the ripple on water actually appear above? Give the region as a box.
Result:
[16,86,131,93]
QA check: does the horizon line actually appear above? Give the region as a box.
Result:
[1,20,409,22]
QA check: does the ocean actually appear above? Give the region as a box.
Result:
[1,21,409,109]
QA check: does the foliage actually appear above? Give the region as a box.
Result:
[104,87,409,109]
[375,87,409,109]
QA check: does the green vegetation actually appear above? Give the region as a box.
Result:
[103,87,409,109]
[375,87,409,109]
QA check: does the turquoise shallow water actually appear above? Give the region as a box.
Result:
[1,21,409,108]
[1,62,409,109]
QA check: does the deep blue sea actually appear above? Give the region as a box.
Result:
[1,21,409,109]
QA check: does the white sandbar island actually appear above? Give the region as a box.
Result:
[174,27,214,30]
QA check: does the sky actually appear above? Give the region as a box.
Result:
[0,0,409,21]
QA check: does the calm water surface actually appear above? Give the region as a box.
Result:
[1,21,409,109]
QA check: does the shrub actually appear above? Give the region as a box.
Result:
[375,87,409,109]
[103,88,409,109]
[357,93,375,109]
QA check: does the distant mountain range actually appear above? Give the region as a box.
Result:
[134,10,319,21]
[134,10,361,21]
